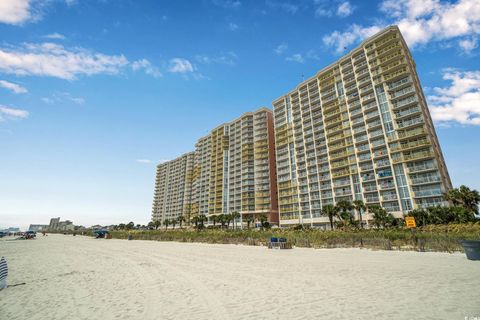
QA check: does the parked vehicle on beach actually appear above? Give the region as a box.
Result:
[24,231,36,239]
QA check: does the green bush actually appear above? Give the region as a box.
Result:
[107,223,480,253]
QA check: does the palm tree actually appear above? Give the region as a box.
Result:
[369,205,393,228]
[177,216,186,228]
[199,215,207,228]
[321,204,338,230]
[218,214,227,228]
[171,218,177,229]
[231,211,241,229]
[353,200,366,228]
[164,219,170,230]
[191,216,199,228]
[225,214,233,228]
[259,214,268,229]
[245,215,254,229]
[444,185,480,213]
[210,215,218,227]
[154,220,161,230]
[335,200,354,225]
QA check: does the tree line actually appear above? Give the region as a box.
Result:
[111,185,479,231]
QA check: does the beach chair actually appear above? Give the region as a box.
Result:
[267,237,292,249]
[268,237,281,249]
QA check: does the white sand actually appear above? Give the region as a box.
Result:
[0,234,479,320]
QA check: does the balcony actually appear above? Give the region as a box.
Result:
[397,116,424,129]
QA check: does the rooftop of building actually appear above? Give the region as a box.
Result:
[272,25,402,104]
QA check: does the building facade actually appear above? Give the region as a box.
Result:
[152,152,195,223]
[48,217,74,231]
[152,108,278,225]
[273,26,452,227]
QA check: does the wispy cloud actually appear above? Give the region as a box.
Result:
[323,0,480,54]
[44,32,66,40]
[0,80,28,94]
[274,43,288,55]
[323,24,383,54]
[428,69,480,126]
[337,1,355,17]
[195,52,238,65]
[212,0,241,9]
[168,58,194,73]
[136,159,152,164]
[0,42,164,80]
[315,0,355,18]
[379,0,480,47]
[458,37,478,55]
[0,105,29,121]
[286,53,305,63]
[285,50,320,63]
[131,59,162,78]
[65,0,77,6]
[228,22,239,31]
[41,92,85,105]
[266,0,299,14]
[0,42,128,80]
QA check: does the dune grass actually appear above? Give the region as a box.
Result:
[108,223,480,253]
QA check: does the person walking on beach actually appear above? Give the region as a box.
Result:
[0,256,7,290]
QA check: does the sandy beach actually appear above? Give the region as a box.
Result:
[0,234,479,320]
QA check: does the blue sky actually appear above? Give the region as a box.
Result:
[1,0,479,229]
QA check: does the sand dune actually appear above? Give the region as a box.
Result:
[0,234,479,319]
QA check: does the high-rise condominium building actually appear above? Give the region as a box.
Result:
[273,26,452,228]
[152,108,278,225]
[152,152,195,223]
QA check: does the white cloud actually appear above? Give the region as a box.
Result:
[131,59,162,78]
[195,52,237,65]
[212,0,241,9]
[458,37,478,54]
[315,7,332,17]
[168,58,194,73]
[0,0,31,25]
[228,22,239,31]
[65,0,77,6]
[0,80,28,94]
[0,42,129,80]
[314,0,354,18]
[274,43,288,54]
[428,69,480,126]
[44,33,66,40]
[136,159,152,164]
[266,1,298,14]
[337,1,355,17]
[381,0,480,47]
[41,97,54,104]
[323,24,383,54]
[323,0,480,53]
[41,92,85,105]
[0,105,29,121]
[286,53,305,63]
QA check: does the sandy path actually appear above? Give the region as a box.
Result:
[0,234,479,320]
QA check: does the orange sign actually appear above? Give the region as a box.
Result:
[405,216,416,228]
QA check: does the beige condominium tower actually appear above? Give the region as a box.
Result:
[273,25,452,228]
[152,107,278,226]
[152,152,195,223]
